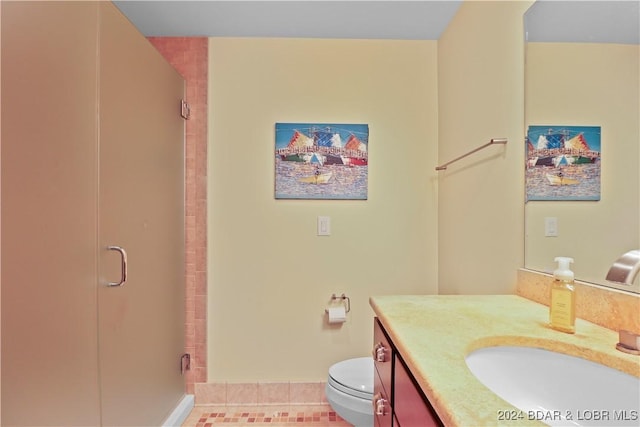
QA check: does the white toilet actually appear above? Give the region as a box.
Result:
[325,357,374,427]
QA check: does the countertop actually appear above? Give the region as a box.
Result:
[369,294,640,427]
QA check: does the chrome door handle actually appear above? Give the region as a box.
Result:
[107,246,127,287]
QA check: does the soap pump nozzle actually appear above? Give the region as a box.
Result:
[553,257,574,281]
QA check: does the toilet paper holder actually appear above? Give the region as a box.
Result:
[325,293,351,313]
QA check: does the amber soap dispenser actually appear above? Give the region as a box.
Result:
[549,257,576,334]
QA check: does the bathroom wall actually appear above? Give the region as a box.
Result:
[1,1,3,420]
[207,38,439,381]
[437,0,534,294]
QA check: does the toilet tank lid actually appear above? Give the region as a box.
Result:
[328,357,373,395]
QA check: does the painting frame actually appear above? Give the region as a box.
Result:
[526,125,601,202]
[275,122,369,200]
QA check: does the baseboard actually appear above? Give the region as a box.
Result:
[162,394,195,427]
[194,381,328,405]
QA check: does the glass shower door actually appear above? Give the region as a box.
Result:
[1,2,102,425]
[97,3,186,426]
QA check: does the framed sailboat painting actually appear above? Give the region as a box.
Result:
[275,123,369,200]
[525,125,601,201]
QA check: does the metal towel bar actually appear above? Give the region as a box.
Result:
[435,138,508,171]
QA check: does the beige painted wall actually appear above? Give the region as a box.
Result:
[525,42,639,292]
[207,38,439,381]
[437,0,533,295]
[1,2,3,420]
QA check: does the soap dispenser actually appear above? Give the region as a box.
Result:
[549,257,576,334]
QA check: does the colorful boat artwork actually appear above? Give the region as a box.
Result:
[275,127,368,167]
[526,125,601,201]
[280,153,309,162]
[275,123,369,200]
[299,171,333,184]
[526,128,600,168]
[546,173,579,186]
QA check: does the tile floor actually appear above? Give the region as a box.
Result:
[181,405,353,427]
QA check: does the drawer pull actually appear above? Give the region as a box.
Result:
[373,393,389,416]
[372,342,389,362]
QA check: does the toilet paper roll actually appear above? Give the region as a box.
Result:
[327,306,347,324]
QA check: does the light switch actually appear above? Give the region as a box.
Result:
[317,216,331,236]
[545,217,558,237]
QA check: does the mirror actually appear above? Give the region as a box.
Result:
[524,1,639,293]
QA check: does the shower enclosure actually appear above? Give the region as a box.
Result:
[1,2,186,425]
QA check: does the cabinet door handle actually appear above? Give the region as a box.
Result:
[373,393,389,416]
[107,245,127,287]
[372,342,389,362]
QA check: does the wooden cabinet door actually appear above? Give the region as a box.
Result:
[373,368,393,427]
[97,3,186,426]
[1,2,102,425]
[373,318,393,392]
[394,356,443,427]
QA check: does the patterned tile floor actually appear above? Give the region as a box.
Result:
[182,406,353,427]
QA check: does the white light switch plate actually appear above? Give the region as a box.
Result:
[317,216,331,236]
[545,217,558,237]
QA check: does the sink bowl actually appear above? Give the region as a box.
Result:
[465,346,640,426]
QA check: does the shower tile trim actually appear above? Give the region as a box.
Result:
[194,382,328,406]
[148,37,209,395]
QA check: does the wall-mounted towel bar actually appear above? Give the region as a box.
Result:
[435,138,508,171]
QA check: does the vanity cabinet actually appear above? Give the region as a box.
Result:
[373,318,443,427]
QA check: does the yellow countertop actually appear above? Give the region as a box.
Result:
[369,294,640,427]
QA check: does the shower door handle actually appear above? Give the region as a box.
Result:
[107,245,128,287]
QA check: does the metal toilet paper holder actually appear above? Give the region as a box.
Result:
[325,293,351,314]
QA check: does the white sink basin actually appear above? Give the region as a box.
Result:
[465,346,640,426]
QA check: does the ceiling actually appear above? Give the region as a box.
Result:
[525,1,639,44]
[113,1,462,40]
[114,1,639,44]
